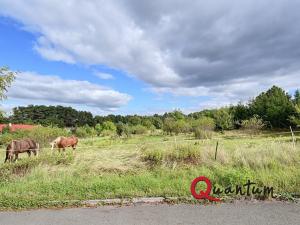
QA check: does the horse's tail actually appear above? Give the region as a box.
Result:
[4,142,12,163]
[4,152,8,163]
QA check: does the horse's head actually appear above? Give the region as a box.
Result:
[50,137,62,150]
[50,141,55,150]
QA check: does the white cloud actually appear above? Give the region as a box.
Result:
[0,0,180,87]
[93,71,114,80]
[34,37,75,64]
[1,0,300,109]
[150,70,300,111]
[6,72,131,111]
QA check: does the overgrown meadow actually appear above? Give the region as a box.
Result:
[0,85,299,209]
[0,127,299,210]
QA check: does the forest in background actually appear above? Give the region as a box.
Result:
[1,86,299,133]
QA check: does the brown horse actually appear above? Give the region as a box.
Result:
[5,139,39,163]
[50,136,78,152]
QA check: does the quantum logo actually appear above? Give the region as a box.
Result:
[190,176,274,201]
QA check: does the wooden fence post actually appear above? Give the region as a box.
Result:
[215,141,219,160]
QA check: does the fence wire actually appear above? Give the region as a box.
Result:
[0,130,298,153]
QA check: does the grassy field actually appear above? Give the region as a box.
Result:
[0,131,299,209]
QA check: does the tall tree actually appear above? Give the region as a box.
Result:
[249,86,295,128]
[0,66,16,100]
[294,90,300,105]
[229,102,251,127]
[10,105,93,127]
[290,90,300,127]
[0,66,16,122]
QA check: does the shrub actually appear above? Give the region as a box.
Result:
[241,115,265,135]
[192,117,215,131]
[163,117,176,135]
[152,117,163,129]
[141,119,153,129]
[102,121,116,132]
[214,108,234,131]
[95,121,117,137]
[142,149,163,165]
[116,122,130,137]
[174,120,190,134]
[74,125,97,138]
[75,127,89,138]
[192,117,215,139]
[1,125,10,134]
[165,145,201,164]
[85,125,97,136]
[130,125,148,135]
[194,128,213,139]
[95,124,102,136]
[141,144,202,165]
[163,118,190,135]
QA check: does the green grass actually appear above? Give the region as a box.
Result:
[0,132,299,209]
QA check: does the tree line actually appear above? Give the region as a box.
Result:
[1,86,300,135]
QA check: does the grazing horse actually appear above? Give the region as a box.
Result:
[50,136,78,152]
[5,139,39,163]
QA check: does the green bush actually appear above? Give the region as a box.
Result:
[165,144,201,163]
[75,127,89,138]
[163,117,176,135]
[194,128,213,139]
[142,144,202,165]
[214,108,234,131]
[142,149,163,165]
[95,123,102,136]
[1,126,10,134]
[163,118,190,135]
[192,117,215,139]
[101,121,116,134]
[74,125,97,138]
[192,117,215,131]
[241,115,265,135]
[130,125,148,135]
[116,122,130,137]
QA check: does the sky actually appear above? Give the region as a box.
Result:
[0,0,300,115]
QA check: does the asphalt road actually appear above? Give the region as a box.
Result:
[0,202,299,225]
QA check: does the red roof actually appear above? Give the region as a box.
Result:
[0,124,36,132]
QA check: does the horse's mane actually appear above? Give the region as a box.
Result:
[52,136,64,144]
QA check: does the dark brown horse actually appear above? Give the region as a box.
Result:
[50,136,78,152]
[5,139,39,163]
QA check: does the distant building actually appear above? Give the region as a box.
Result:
[0,123,36,132]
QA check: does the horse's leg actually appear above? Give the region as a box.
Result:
[14,153,18,162]
[4,152,9,163]
[35,143,39,157]
[27,151,31,157]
